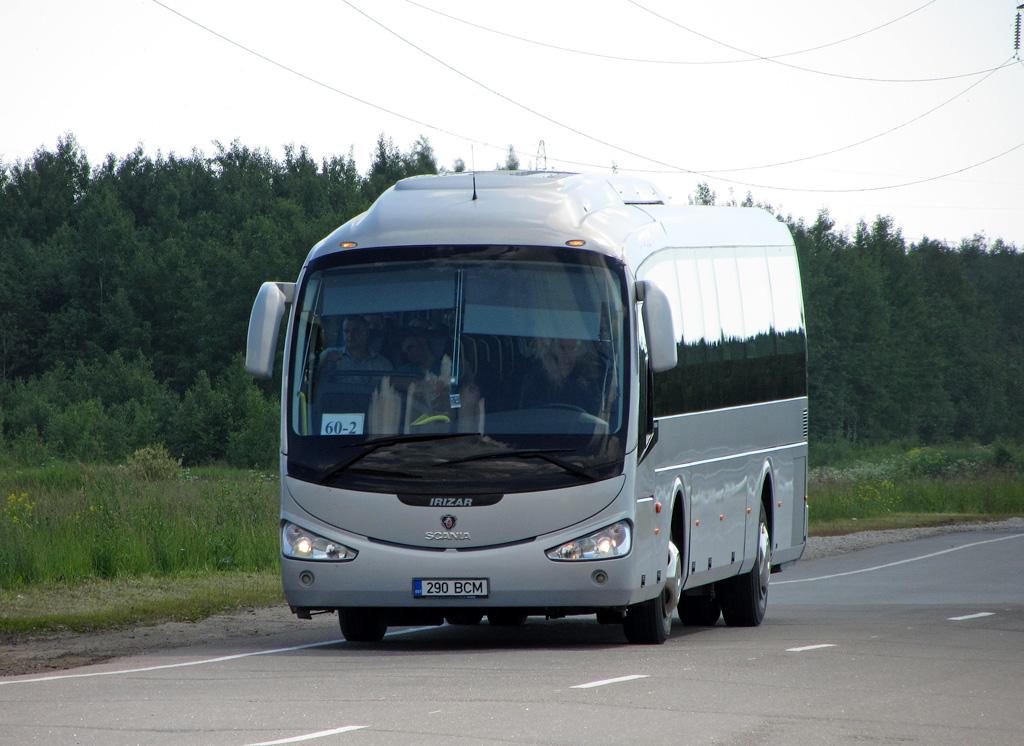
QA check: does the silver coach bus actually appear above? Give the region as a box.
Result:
[246,171,807,644]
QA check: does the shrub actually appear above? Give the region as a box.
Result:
[124,444,181,481]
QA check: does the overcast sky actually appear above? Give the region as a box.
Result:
[5,0,1023,246]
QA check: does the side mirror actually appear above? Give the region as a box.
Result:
[246,282,295,378]
[637,280,678,373]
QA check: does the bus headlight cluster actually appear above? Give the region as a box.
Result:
[545,521,631,561]
[282,522,357,561]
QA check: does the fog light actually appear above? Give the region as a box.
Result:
[299,571,315,586]
[592,570,608,585]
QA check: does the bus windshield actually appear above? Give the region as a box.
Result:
[286,246,628,493]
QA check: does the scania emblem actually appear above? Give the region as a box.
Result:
[425,514,470,541]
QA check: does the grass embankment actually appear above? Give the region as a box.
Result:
[808,441,1024,534]
[2,443,1023,638]
[1,448,282,637]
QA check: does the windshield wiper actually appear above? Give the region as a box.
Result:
[437,449,600,482]
[318,433,480,484]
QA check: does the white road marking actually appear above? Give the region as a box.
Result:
[572,674,649,689]
[245,725,367,745]
[774,533,1024,585]
[948,612,995,621]
[786,644,836,652]
[0,626,434,686]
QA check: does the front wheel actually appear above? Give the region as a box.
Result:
[623,541,680,644]
[339,608,388,642]
[717,503,771,627]
[623,589,671,644]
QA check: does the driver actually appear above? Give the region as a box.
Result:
[519,337,601,413]
[320,315,393,389]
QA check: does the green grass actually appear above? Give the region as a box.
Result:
[0,455,282,638]
[0,572,284,636]
[808,513,1012,537]
[1,460,279,589]
[808,442,1024,531]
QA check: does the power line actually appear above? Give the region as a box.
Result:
[411,0,999,83]
[710,139,1024,195]
[148,0,512,161]
[344,1,1023,193]
[152,0,1024,196]
[340,0,703,177]
[700,58,1015,173]
[629,0,1016,83]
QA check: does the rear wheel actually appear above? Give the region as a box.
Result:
[338,608,387,642]
[679,594,721,626]
[487,611,528,626]
[717,503,771,627]
[445,612,484,625]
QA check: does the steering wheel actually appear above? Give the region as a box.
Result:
[538,403,588,414]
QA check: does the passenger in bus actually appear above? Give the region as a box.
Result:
[403,338,482,424]
[519,337,602,413]
[396,328,443,379]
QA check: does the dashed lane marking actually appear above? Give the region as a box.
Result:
[774,533,1024,585]
[244,725,367,745]
[786,644,836,652]
[572,674,649,689]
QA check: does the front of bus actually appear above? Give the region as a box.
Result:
[272,173,663,637]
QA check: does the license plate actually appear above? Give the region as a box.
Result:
[413,578,489,599]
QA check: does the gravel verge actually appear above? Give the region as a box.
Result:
[800,516,1024,560]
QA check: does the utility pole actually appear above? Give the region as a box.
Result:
[1017,4,1023,59]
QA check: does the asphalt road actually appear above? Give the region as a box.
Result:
[2,530,1022,746]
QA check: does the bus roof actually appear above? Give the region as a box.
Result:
[309,172,793,265]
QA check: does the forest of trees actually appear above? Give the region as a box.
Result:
[1,134,1020,467]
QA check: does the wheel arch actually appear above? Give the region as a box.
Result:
[759,461,775,548]
[668,477,688,583]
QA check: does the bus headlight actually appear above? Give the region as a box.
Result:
[545,521,631,561]
[282,522,357,561]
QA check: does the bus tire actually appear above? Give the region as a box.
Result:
[623,591,671,644]
[338,608,388,642]
[679,595,721,626]
[624,538,681,644]
[487,611,528,626]
[717,503,771,627]
[446,612,484,625]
